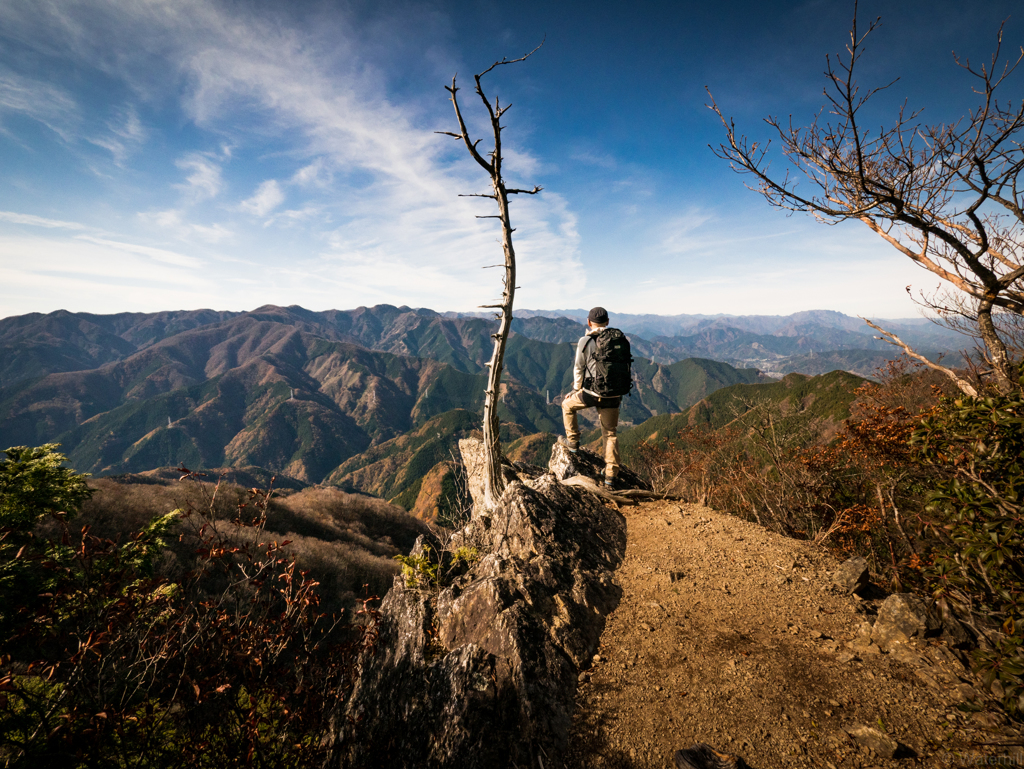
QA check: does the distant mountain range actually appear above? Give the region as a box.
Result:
[0,303,971,512]
[453,308,966,375]
[0,304,766,485]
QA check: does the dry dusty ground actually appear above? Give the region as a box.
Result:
[566,500,1023,769]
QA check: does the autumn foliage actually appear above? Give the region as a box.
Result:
[0,451,379,768]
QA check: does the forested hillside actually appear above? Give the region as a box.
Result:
[0,305,763,495]
[616,369,866,455]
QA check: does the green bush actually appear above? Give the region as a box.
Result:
[0,444,91,529]
[913,379,1024,715]
[0,444,93,634]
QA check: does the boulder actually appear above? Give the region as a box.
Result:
[832,556,869,594]
[842,724,899,758]
[936,600,975,649]
[326,439,628,768]
[871,593,942,651]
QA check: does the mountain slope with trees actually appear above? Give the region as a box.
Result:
[0,306,764,488]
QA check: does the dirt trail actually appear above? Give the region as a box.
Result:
[566,500,1022,769]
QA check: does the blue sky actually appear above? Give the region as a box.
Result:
[0,0,1020,320]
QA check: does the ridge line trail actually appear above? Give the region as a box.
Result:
[566,500,1019,768]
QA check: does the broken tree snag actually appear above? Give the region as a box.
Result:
[439,41,543,509]
[861,318,979,398]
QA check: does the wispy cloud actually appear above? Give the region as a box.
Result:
[0,69,78,141]
[570,149,618,169]
[240,180,284,217]
[75,235,203,268]
[137,209,233,244]
[290,159,327,188]
[266,205,321,227]
[0,211,88,230]
[87,105,146,164]
[173,152,224,202]
[656,209,803,257]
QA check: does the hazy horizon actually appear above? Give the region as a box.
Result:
[0,302,938,325]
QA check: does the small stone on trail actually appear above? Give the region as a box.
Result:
[674,743,751,769]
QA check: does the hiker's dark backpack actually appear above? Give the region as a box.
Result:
[585,328,633,397]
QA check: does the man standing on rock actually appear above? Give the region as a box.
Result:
[562,307,633,489]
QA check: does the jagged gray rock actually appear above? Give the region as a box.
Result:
[832,556,869,594]
[458,437,522,516]
[871,593,943,651]
[326,438,627,768]
[842,724,900,758]
[549,441,651,489]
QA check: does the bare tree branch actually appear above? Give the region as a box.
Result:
[707,6,1024,392]
[862,318,979,396]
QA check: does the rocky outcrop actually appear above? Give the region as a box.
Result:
[548,441,650,490]
[840,724,901,759]
[327,439,627,768]
[870,593,943,651]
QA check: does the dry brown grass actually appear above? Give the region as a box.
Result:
[75,477,429,613]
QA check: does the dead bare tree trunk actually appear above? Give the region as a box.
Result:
[439,45,542,509]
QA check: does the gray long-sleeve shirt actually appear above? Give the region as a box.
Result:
[572,326,604,395]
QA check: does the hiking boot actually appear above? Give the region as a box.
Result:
[604,477,615,489]
[563,438,578,453]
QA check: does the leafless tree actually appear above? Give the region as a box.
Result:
[707,4,1024,395]
[439,45,542,509]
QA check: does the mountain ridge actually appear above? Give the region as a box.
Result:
[1,306,763,495]
[2,304,965,388]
